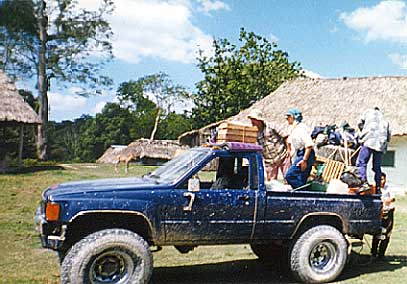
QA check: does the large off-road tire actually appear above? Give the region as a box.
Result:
[250,242,288,263]
[61,229,153,284]
[290,225,348,284]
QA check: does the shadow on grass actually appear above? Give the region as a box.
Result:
[152,259,294,284]
[338,253,407,281]
[152,254,407,284]
[2,165,65,174]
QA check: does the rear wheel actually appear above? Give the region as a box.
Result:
[290,225,348,283]
[61,229,152,284]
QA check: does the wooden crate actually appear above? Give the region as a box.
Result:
[216,122,258,143]
[321,159,346,183]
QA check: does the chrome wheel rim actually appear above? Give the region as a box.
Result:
[309,241,337,273]
[89,250,137,284]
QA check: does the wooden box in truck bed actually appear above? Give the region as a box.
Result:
[216,122,258,143]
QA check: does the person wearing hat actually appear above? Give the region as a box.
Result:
[284,108,316,189]
[248,109,290,181]
[247,109,267,144]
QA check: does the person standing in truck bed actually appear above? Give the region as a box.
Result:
[248,109,290,181]
[356,107,391,194]
[284,108,316,189]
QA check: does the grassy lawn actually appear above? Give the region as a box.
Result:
[0,163,406,283]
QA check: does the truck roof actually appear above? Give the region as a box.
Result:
[204,142,263,153]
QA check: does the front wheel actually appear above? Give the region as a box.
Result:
[290,225,348,284]
[61,229,153,284]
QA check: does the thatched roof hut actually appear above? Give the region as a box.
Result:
[0,71,41,125]
[97,139,189,164]
[96,145,128,164]
[0,70,41,171]
[227,76,407,187]
[229,76,407,136]
[178,76,407,187]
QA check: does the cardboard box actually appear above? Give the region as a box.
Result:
[216,122,258,143]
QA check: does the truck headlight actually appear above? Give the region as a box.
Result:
[45,202,61,221]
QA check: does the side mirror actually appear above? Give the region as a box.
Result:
[188,176,200,192]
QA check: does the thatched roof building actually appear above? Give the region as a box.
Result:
[227,76,407,188]
[178,76,407,187]
[96,145,128,164]
[0,71,41,125]
[97,139,189,164]
[0,70,41,171]
[229,76,407,136]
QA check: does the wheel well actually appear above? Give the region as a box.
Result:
[292,215,345,239]
[63,213,153,250]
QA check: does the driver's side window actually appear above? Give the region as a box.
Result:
[195,157,218,189]
[178,155,255,190]
[198,156,250,190]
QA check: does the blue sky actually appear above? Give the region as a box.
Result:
[28,0,407,121]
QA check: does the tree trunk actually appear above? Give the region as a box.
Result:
[149,108,161,142]
[36,0,48,160]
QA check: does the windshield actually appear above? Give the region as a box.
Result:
[146,149,210,183]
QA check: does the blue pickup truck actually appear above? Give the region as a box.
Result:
[35,142,383,284]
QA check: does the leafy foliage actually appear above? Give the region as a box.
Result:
[0,0,37,76]
[192,28,302,128]
[0,0,114,159]
[0,0,113,86]
[116,74,190,140]
[46,103,192,162]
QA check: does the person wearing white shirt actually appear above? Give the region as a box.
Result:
[356,107,391,194]
[284,108,316,189]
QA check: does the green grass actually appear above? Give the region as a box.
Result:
[0,163,406,283]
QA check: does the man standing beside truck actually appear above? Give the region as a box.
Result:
[371,172,395,260]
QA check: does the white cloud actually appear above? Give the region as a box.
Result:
[389,53,407,69]
[92,101,108,114]
[48,90,120,121]
[79,0,215,64]
[302,69,323,79]
[340,0,407,43]
[48,92,87,119]
[197,0,230,14]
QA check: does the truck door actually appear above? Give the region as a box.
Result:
[189,154,258,242]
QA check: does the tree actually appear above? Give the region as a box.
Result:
[117,74,190,141]
[192,28,302,128]
[0,0,114,160]
[156,111,193,140]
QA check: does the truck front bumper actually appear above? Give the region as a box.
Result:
[34,206,66,250]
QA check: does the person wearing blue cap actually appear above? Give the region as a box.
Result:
[284,108,316,189]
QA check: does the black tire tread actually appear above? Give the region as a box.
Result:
[61,228,152,284]
[290,225,347,284]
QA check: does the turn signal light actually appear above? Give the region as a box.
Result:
[45,203,60,221]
